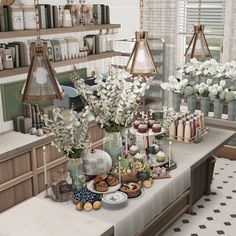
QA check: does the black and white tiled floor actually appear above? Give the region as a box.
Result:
[163,158,236,236]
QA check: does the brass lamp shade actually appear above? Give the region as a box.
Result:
[126,31,157,74]
[21,42,64,101]
[185,25,212,59]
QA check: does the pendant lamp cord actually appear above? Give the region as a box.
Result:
[198,0,201,25]
[34,0,42,46]
[140,0,144,36]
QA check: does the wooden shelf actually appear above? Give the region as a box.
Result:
[0,51,122,79]
[0,24,121,39]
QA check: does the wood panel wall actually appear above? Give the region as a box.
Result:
[0,122,104,213]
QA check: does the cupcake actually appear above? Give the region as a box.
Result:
[156,151,166,163]
[129,145,139,156]
[148,119,155,128]
[152,123,162,133]
[138,123,148,133]
[133,120,141,129]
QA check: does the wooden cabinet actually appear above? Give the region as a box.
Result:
[0,122,104,213]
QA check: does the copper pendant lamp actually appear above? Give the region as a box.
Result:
[126,0,157,74]
[184,0,212,59]
[21,0,64,101]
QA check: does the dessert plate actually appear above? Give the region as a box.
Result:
[87,180,121,194]
[129,127,165,137]
[102,191,128,205]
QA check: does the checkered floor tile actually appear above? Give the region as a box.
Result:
[163,158,236,236]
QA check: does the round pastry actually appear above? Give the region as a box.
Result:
[93,201,102,210]
[133,120,141,129]
[156,151,167,162]
[152,123,162,133]
[148,119,156,128]
[129,145,139,156]
[94,173,108,184]
[84,202,93,211]
[106,174,119,186]
[138,123,148,133]
[76,202,84,211]
[120,182,141,198]
[94,180,109,192]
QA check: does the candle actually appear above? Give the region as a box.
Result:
[169,141,172,168]
[118,156,121,183]
[125,129,128,154]
[43,146,48,185]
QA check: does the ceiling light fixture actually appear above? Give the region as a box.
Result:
[126,0,157,74]
[184,0,212,59]
[21,0,64,101]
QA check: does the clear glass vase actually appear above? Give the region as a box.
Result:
[68,158,86,191]
[103,131,123,167]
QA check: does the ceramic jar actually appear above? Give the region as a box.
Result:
[11,7,24,30]
[23,6,36,29]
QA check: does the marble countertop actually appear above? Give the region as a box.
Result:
[0,131,49,160]
[172,127,235,168]
[0,197,113,236]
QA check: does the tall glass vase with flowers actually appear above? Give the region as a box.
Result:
[43,107,90,190]
[73,68,151,166]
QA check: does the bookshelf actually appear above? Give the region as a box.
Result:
[0,51,122,79]
[0,24,121,39]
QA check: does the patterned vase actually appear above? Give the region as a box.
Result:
[228,101,236,121]
[103,131,123,167]
[68,158,86,191]
[172,92,182,112]
[187,95,197,114]
[214,99,223,119]
[200,96,210,116]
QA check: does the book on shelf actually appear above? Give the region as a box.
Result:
[13,42,26,67]
[105,6,110,24]
[0,5,4,32]
[52,5,60,28]
[37,4,46,29]
[44,40,54,61]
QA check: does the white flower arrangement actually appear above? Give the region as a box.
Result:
[43,107,90,159]
[161,75,188,94]
[181,59,236,79]
[208,84,223,99]
[194,83,209,97]
[73,69,151,133]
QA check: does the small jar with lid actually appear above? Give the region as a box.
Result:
[11,7,24,30]
[23,6,36,30]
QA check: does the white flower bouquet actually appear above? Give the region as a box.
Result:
[73,69,151,133]
[43,107,90,159]
[161,75,188,94]
[194,83,209,97]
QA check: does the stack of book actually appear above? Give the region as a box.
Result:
[0,31,114,71]
[0,3,112,32]
[93,4,110,25]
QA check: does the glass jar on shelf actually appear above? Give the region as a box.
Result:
[81,0,93,25]
[64,0,81,26]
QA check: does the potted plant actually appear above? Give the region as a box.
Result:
[43,107,89,190]
[220,87,236,121]
[208,83,224,119]
[161,75,188,112]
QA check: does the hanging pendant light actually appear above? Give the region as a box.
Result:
[126,0,157,74]
[21,0,64,101]
[184,0,212,59]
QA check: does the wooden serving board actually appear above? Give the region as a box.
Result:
[151,172,171,179]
